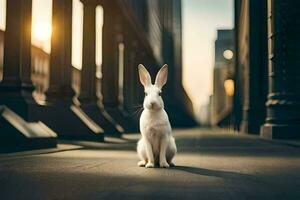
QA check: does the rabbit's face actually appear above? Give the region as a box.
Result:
[138,64,168,111]
[143,85,164,110]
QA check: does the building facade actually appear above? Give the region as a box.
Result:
[0,0,195,152]
[234,0,268,134]
[234,0,300,139]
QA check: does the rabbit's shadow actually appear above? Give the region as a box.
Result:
[170,165,257,181]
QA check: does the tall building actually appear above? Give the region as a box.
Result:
[234,0,268,134]
[234,0,300,139]
[126,0,196,126]
[212,29,235,126]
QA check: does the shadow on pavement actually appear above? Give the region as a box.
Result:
[171,165,258,181]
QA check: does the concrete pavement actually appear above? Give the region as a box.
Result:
[1,128,300,200]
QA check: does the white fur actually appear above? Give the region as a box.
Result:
[137,64,177,168]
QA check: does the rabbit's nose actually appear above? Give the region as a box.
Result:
[149,102,158,109]
[149,102,154,108]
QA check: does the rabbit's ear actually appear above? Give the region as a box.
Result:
[138,64,152,87]
[155,64,168,89]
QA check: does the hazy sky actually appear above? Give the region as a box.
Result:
[182,0,234,111]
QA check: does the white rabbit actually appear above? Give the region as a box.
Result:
[137,64,177,168]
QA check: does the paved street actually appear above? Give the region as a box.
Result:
[1,128,300,200]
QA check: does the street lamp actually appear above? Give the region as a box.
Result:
[224,79,234,96]
[223,49,233,60]
[222,49,234,96]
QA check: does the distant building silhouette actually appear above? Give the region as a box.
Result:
[212,29,235,127]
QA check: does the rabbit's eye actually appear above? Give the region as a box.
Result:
[158,92,162,96]
[145,92,148,96]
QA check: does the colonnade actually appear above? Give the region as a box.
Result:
[0,0,161,150]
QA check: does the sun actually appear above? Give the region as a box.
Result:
[32,22,52,43]
[32,22,52,53]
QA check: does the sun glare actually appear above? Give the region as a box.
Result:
[32,22,52,44]
[31,0,52,53]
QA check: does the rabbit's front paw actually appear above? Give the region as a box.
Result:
[160,161,170,168]
[145,162,155,168]
[137,160,146,167]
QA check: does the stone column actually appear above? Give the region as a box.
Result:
[235,0,265,133]
[123,39,138,111]
[101,3,134,132]
[20,0,35,91]
[0,0,57,150]
[45,0,75,102]
[102,3,119,108]
[261,0,300,139]
[123,38,140,131]
[77,0,124,136]
[78,0,98,103]
[1,1,23,89]
[1,0,37,116]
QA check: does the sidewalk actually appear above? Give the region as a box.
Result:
[1,128,300,200]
